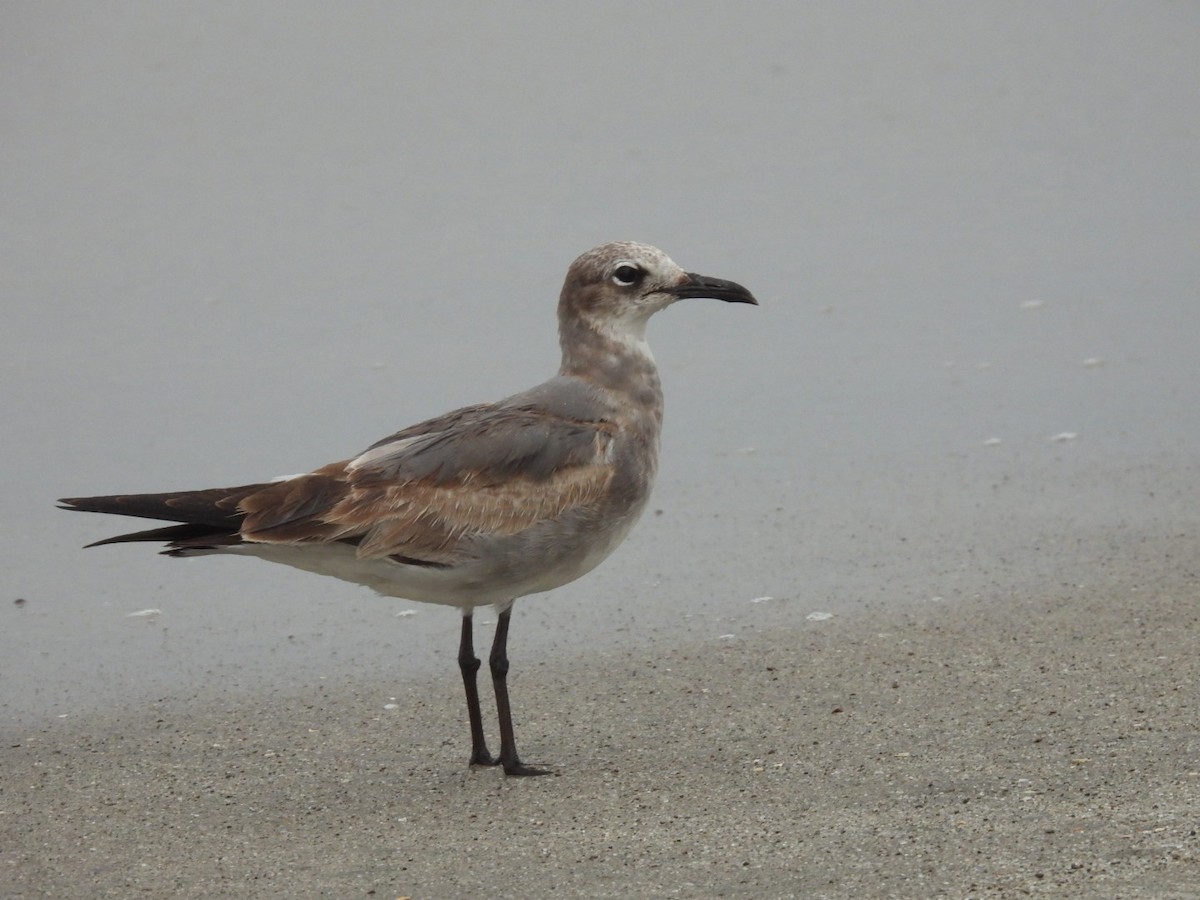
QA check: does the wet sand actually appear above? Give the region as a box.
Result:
[6,560,1197,898]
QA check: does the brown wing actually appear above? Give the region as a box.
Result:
[238,406,616,563]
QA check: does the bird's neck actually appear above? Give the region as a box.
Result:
[558,315,664,421]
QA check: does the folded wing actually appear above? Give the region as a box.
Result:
[64,403,617,566]
[242,405,616,563]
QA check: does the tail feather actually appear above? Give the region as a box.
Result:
[59,484,269,552]
[59,484,266,525]
[83,522,239,549]
[60,483,411,560]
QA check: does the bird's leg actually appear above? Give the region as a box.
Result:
[458,612,496,766]
[489,607,550,776]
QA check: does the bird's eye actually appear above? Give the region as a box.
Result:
[612,265,644,287]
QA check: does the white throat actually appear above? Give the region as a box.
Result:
[592,306,658,361]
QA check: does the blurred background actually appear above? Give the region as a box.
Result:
[3,2,1197,725]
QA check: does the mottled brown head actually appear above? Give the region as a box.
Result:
[559,241,757,340]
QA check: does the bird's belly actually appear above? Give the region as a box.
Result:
[228,505,644,610]
[230,543,477,606]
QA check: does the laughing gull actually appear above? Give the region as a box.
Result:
[60,241,757,775]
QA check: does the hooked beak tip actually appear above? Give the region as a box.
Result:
[672,272,758,305]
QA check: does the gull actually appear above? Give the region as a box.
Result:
[60,241,757,775]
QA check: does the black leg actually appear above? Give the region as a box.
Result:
[489,607,550,776]
[458,612,496,766]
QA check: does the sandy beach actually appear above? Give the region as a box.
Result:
[6,544,1197,898]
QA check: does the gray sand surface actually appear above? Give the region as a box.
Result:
[6,541,1197,898]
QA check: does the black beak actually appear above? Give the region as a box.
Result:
[671,272,758,305]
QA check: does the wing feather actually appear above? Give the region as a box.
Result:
[238,404,616,563]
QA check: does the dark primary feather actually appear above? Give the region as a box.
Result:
[81,522,236,549]
[58,484,265,525]
[58,485,267,552]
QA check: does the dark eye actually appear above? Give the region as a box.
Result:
[612,265,644,287]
